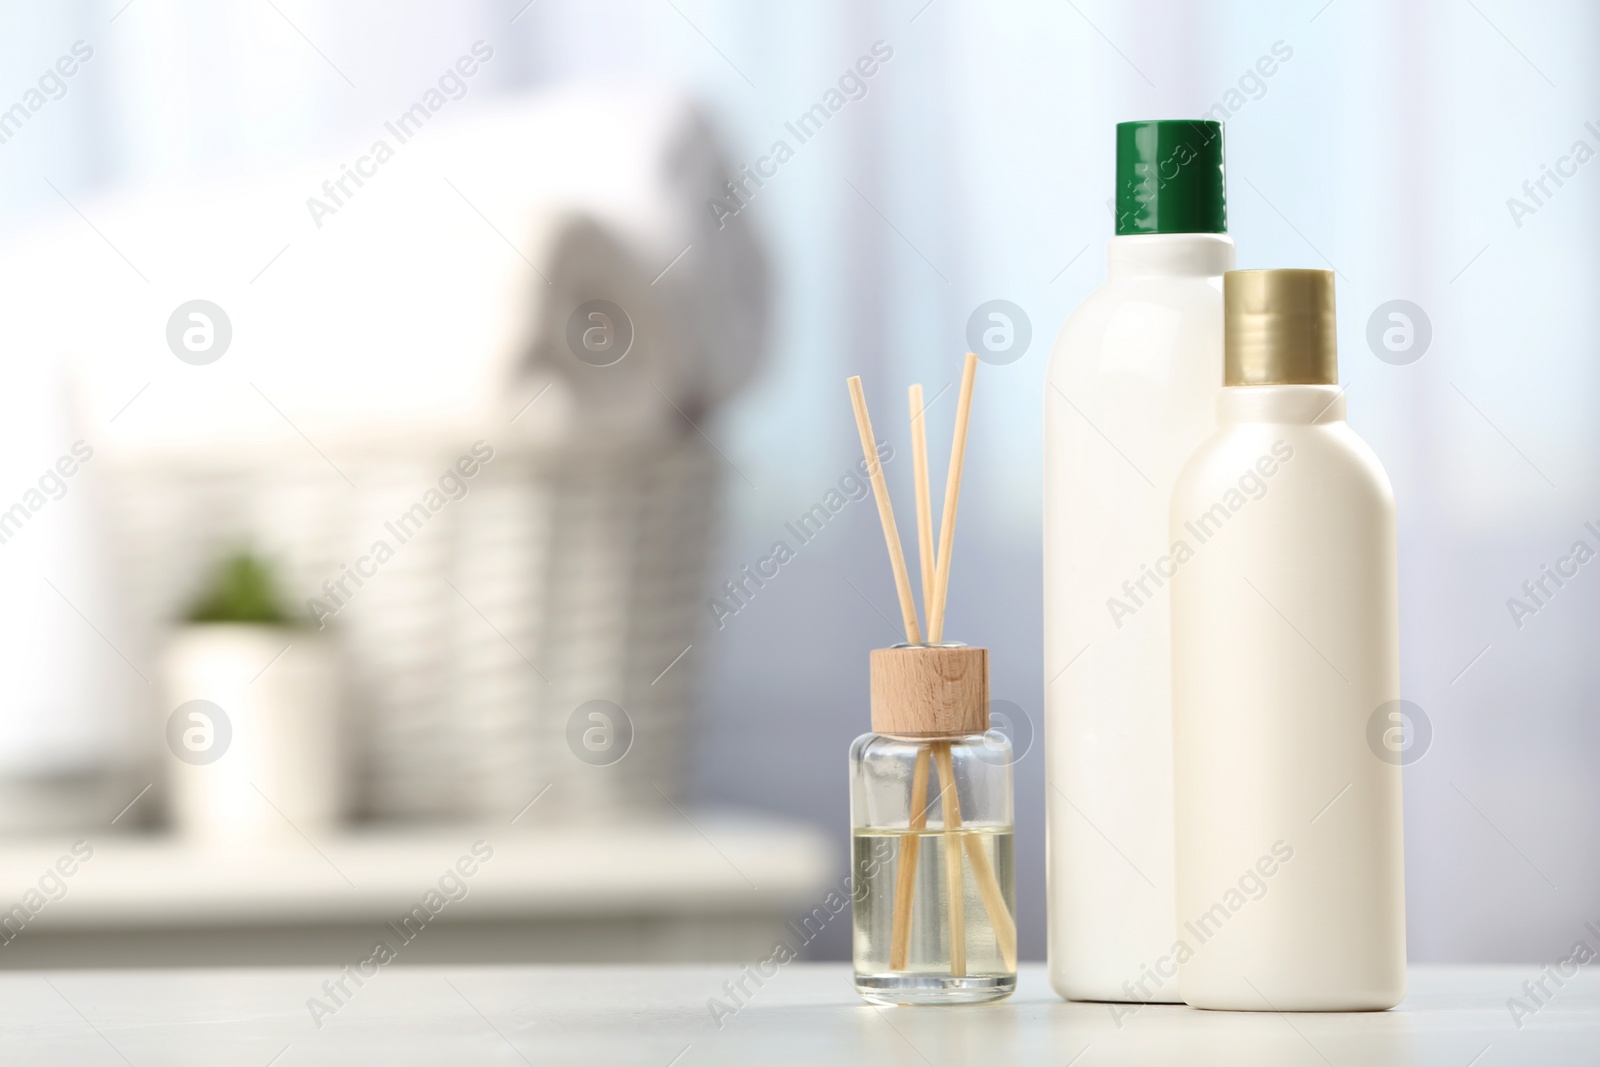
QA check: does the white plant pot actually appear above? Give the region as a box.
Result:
[160,624,341,844]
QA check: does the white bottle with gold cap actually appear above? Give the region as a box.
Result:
[1169,269,1405,1010]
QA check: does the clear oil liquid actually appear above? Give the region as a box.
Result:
[852,826,1016,1003]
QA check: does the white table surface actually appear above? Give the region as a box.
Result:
[1,963,1591,1065]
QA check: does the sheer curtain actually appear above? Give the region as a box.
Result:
[0,0,1592,963]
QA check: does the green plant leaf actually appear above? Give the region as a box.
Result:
[186,552,296,626]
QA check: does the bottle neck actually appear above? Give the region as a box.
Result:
[1218,384,1346,425]
[1106,232,1235,279]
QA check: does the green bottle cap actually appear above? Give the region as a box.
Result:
[1115,120,1227,236]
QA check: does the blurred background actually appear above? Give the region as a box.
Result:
[0,0,1590,969]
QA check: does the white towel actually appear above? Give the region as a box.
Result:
[5,80,770,454]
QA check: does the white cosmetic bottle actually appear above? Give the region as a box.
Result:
[1045,120,1233,1002]
[1170,269,1405,1011]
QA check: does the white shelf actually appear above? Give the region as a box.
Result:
[0,812,833,967]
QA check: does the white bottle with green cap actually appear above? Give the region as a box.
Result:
[1169,269,1405,1010]
[1044,119,1232,1003]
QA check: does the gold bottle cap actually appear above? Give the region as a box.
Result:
[1224,269,1338,386]
[870,645,989,738]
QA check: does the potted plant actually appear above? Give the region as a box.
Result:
[161,552,342,844]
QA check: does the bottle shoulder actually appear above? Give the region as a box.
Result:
[850,732,1014,784]
[1046,273,1226,388]
[1173,418,1394,515]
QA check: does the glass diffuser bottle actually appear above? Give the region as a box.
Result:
[851,643,1016,1004]
[843,355,1015,1005]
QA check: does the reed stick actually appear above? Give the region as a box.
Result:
[931,741,966,977]
[887,745,931,972]
[847,376,922,645]
[909,384,937,618]
[963,830,1018,972]
[887,385,940,973]
[927,354,978,643]
[933,740,1017,975]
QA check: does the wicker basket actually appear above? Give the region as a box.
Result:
[101,428,717,825]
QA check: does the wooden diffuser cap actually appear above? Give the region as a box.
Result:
[870,645,989,738]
